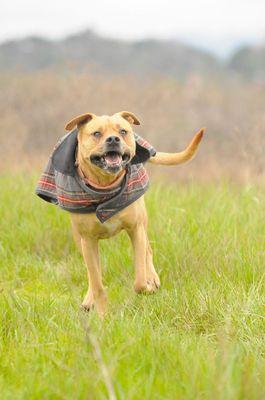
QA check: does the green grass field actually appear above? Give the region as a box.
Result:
[0,174,264,399]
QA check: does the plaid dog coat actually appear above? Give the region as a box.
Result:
[36,129,156,223]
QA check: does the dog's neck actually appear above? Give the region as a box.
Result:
[77,151,125,188]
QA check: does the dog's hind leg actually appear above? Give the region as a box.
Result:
[146,238,160,290]
[129,224,155,294]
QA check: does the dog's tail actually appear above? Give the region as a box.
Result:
[148,128,205,166]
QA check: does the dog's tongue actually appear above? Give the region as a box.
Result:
[105,153,122,166]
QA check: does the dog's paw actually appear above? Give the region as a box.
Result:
[134,281,155,294]
[147,272,161,290]
[81,290,107,317]
[80,291,94,312]
[80,300,94,312]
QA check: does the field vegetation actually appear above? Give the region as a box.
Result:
[0,175,264,399]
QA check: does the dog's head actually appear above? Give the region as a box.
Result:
[65,111,140,175]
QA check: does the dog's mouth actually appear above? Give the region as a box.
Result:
[90,150,130,173]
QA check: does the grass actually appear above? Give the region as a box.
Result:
[0,174,264,399]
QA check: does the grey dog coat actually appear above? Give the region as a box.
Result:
[36,129,156,223]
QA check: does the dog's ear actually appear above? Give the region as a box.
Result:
[65,112,96,131]
[117,111,141,125]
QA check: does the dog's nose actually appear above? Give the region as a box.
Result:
[106,136,120,144]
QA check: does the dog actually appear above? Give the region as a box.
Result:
[36,111,204,317]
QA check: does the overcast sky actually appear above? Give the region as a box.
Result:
[1,0,264,57]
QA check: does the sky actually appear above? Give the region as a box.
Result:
[1,0,264,57]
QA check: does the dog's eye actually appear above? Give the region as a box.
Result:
[120,129,127,136]
[92,131,102,138]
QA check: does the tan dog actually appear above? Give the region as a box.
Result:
[64,111,204,317]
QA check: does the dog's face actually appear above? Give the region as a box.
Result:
[65,111,140,175]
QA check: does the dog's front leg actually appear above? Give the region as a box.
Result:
[80,236,107,317]
[129,224,154,294]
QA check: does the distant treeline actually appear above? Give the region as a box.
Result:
[0,29,264,81]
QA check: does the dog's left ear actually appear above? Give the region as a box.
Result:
[117,111,141,125]
[65,112,96,131]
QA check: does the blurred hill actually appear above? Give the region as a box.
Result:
[228,45,265,81]
[0,29,264,81]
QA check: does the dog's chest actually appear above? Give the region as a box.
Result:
[98,219,123,238]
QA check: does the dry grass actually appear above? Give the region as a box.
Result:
[0,69,264,182]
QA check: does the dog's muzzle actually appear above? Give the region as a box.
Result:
[90,140,131,173]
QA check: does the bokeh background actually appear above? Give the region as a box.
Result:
[0,0,264,182]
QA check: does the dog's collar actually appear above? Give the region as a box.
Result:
[51,129,156,176]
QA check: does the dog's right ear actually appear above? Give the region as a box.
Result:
[65,112,96,131]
